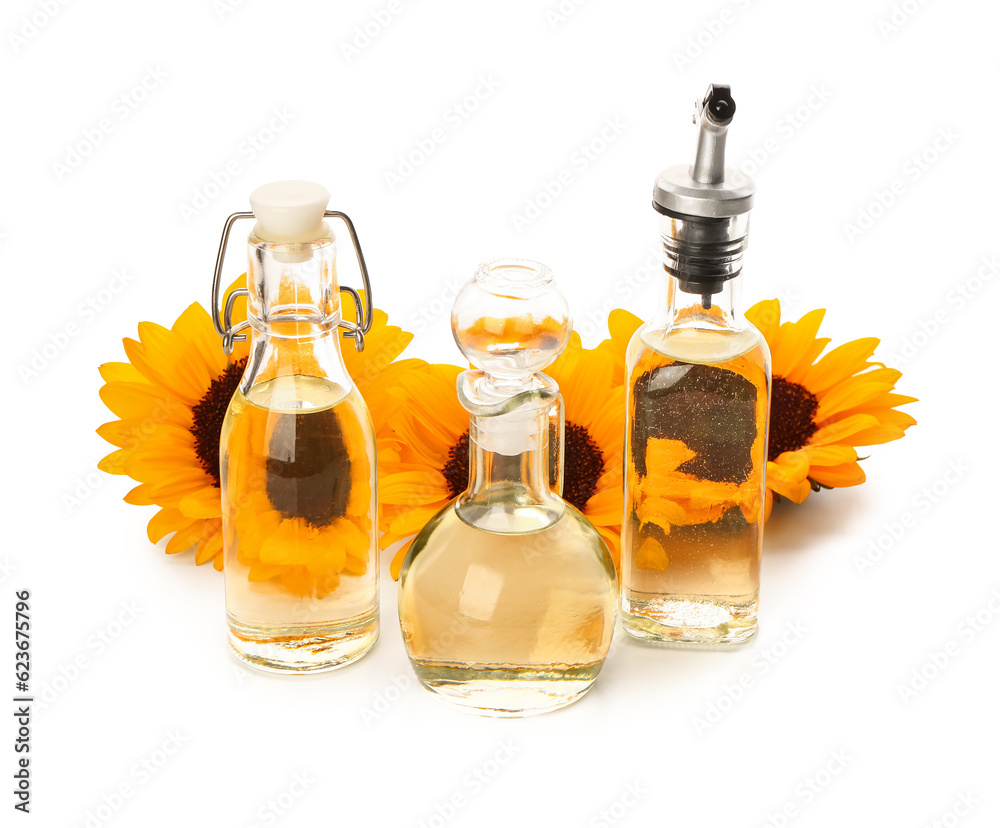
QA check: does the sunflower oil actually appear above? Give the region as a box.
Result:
[398,258,618,716]
[398,500,618,716]
[221,374,378,671]
[622,326,768,645]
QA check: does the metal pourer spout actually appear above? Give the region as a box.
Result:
[691,84,737,307]
[651,83,755,312]
[691,84,736,186]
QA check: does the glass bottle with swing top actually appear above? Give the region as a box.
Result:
[212,180,378,672]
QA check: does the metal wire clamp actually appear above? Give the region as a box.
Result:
[210,210,373,355]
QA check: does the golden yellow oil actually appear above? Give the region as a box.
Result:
[398,501,618,716]
[221,374,378,671]
[622,325,769,645]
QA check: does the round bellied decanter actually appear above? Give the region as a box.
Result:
[397,259,618,717]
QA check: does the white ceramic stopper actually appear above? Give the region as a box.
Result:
[249,180,330,243]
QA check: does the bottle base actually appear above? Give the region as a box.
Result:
[409,662,601,717]
[622,595,757,646]
[228,610,379,673]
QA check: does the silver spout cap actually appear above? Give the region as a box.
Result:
[653,84,755,218]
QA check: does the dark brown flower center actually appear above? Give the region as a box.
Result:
[440,421,604,512]
[768,376,819,461]
[441,432,471,500]
[562,422,604,510]
[190,358,246,487]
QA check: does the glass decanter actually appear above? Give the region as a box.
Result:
[214,180,378,672]
[398,258,618,716]
[621,85,772,646]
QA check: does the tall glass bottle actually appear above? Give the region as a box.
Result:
[398,259,618,716]
[622,85,771,645]
[215,181,378,672]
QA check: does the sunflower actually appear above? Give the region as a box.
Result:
[380,330,625,579]
[97,275,416,570]
[745,298,916,505]
[599,300,916,513]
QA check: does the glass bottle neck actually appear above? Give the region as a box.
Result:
[658,272,745,331]
[241,230,351,393]
[457,403,563,533]
[655,209,750,332]
[466,407,549,498]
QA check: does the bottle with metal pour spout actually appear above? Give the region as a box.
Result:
[621,85,772,646]
[211,180,379,672]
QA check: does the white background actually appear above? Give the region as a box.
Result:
[4,0,998,825]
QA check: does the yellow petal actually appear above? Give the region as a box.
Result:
[745,299,781,343]
[768,451,810,484]
[815,381,894,422]
[799,445,858,467]
[99,361,148,384]
[179,487,223,519]
[600,309,642,384]
[98,449,130,475]
[801,337,881,395]
[97,420,134,449]
[583,486,622,523]
[635,536,669,571]
[766,461,811,503]
[555,348,614,432]
[97,419,193,452]
[646,438,698,474]
[124,484,156,506]
[123,452,206,484]
[123,336,203,406]
[141,473,216,504]
[389,539,415,580]
[344,312,414,390]
[771,309,826,380]
[809,461,866,488]
[387,504,446,538]
[809,413,880,447]
[248,563,282,582]
[99,382,192,428]
[147,508,190,544]
[849,423,907,446]
[195,524,223,565]
[171,302,227,378]
[607,308,642,346]
[165,520,213,555]
[380,471,449,505]
[637,496,687,526]
[585,397,625,456]
[874,408,918,432]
